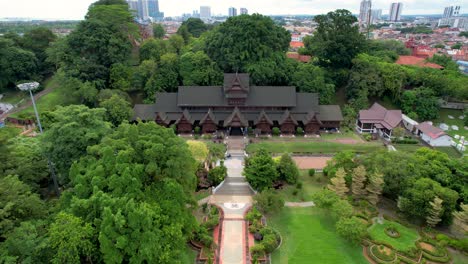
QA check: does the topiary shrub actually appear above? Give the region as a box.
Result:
[308,169,316,177]
[194,126,201,134]
[246,207,262,224]
[371,245,396,262]
[250,244,265,260]
[296,127,304,135]
[272,127,280,136]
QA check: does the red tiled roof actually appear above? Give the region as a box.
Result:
[396,56,443,69]
[286,52,311,63]
[416,122,447,139]
[358,103,402,130]
[290,41,304,48]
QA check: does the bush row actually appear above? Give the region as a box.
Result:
[436,234,468,253]
[371,245,397,262]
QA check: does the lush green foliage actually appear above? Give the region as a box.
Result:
[304,9,366,69]
[291,63,335,104]
[204,14,290,72]
[244,148,279,191]
[254,189,285,214]
[99,94,133,126]
[64,122,197,263]
[41,105,112,184]
[0,175,46,238]
[277,153,299,184]
[178,18,208,38]
[336,216,368,244]
[153,23,165,38]
[208,161,227,186]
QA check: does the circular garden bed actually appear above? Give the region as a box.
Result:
[370,245,397,263]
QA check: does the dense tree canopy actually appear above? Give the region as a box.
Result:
[178,18,208,38]
[0,38,38,91]
[41,105,112,184]
[179,51,223,86]
[64,122,198,262]
[292,62,335,104]
[204,14,290,72]
[304,9,366,69]
[244,148,279,191]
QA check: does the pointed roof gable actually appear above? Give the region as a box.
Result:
[155,112,169,124]
[200,109,217,125]
[224,107,248,127]
[175,109,194,125]
[359,102,402,129]
[303,111,323,125]
[255,110,273,125]
[224,73,250,92]
[279,110,298,125]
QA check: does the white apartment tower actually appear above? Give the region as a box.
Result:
[359,0,372,27]
[200,6,211,20]
[228,7,238,17]
[389,2,403,22]
[443,6,461,18]
[240,8,248,15]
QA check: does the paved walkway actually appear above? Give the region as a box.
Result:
[212,137,253,264]
[285,201,315,207]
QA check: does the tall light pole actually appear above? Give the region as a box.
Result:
[18,82,60,196]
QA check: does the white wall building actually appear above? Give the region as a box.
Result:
[200,6,211,20]
[415,122,453,147]
[389,2,403,22]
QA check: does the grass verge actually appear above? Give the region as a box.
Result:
[276,171,326,202]
[246,141,384,154]
[368,219,420,252]
[269,207,367,264]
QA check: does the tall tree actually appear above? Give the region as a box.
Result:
[351,165,367,198]
[366,171,384,206]
[60,1,137,84]
[328,168,349,198]
[304,9,366,69]
[41,105,112,184]
[153,23,165,38]
[4,136,49,192]
[244,148,279,191]
[292,63,335,104]
[398,178,458,226]
[336,216,367,244]
[178,18,208,38]
[21,27,57,75]
[66,122,198,262]
[99,94,133,126]
[144,53,180,98]
[205,14,290,72]
[139,38,169,63]
[0,175,45,238]
[426,196,444,227]
[452,203,468,235]
[277,153,299,184]
[179,51,222,86]
[49,212,94,264]
[0,38,38,91]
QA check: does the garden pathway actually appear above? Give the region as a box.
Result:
[212,137,253,264]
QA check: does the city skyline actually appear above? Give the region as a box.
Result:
[0,0,466,20]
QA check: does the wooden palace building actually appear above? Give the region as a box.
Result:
[132,74,343,135]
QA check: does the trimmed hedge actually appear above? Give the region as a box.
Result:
[371,245,396,262]
[421,251,451,263]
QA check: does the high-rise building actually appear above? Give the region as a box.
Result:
[389,2,403,22]
[192,10,200,18]
[127,0,138,15]
[200,6,211,20]
[228,7,238,17]
[147,0,164,20]
[371,9,382,24]
[359,0,372,27]
[443,6,461,18]
[137,0,149,20]
[240,8,248,15]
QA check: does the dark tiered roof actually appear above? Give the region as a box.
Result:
[132,73,343,127]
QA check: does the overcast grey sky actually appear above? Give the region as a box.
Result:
[0,0,466,20]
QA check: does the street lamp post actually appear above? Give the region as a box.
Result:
[18,82,60,196]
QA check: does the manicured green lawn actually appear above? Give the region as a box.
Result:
[368,220,420,251]
[246,141,384,154]
[269,207,367,264]
[9,75,79,119]
[276,171,326,202]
